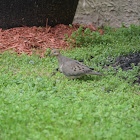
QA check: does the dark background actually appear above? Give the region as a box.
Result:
[0,0,79,29]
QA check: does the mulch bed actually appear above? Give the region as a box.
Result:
[0,24,103,57]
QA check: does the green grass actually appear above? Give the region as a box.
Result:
[0,25,140,140]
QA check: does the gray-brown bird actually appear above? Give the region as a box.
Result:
[50,49,104,79]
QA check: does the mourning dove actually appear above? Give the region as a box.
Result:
[50,49,105,79]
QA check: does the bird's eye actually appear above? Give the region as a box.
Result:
[54,51,56,53]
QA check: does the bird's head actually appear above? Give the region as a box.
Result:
[49,49,60,56]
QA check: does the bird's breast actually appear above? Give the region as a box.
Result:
[59,64,63,73]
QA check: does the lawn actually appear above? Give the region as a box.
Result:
[0,25,140,140]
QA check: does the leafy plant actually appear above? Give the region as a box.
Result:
[64,26,108,47]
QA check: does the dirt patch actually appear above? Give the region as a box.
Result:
[109,53,140,84]
[115,53,140,71]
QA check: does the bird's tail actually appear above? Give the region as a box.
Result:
[87,71,105,76]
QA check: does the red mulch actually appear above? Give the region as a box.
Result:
[0,23,103,57]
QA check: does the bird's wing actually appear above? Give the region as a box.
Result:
[62,60,92,76]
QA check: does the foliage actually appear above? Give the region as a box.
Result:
[0,25,140,140]
[65,24,140,49]
[64,25,111,47]
[104,24,140,46]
